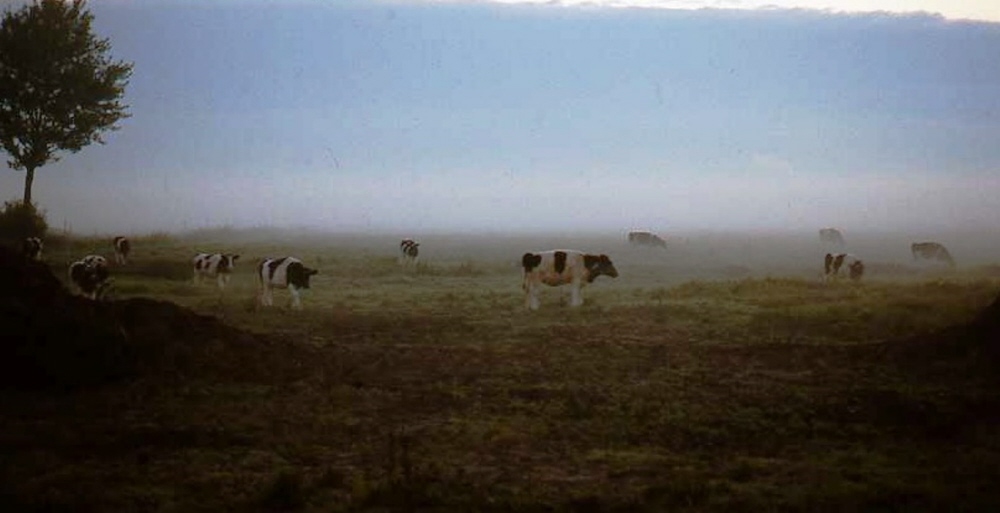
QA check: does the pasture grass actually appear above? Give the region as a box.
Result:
[4,230,1000,511]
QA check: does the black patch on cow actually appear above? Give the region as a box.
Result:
[286,261,318,289]
[583,253,619,282]
[266,257,288,281]
[401,239,419,258]
[833,254,845,274]
[628,231,666,248]
[912,242,955,267]
[824,253,834,275]
[553,251,567,274]
[522,253,541,272]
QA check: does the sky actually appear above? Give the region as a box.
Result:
[2,0,1000,235]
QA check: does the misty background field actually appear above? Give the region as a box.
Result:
[5,227,1000,511]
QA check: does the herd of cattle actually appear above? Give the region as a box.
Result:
[18,228,960,310]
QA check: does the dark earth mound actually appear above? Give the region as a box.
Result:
[879,286,1000,372]
[0,246,315,389]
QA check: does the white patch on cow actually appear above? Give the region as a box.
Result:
[257,256,318,309]
[113,236,131,264]
[192,253,239,290]
[824,252,864,281]
[521,249,618,310]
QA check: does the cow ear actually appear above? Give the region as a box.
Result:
[233,255,240,261]
[310,269,319,275]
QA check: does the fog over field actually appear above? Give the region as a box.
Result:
[2,0,1000,235]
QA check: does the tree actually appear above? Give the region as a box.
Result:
[0,0,132,205]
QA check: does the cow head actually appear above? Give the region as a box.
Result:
[22,237,42,260]
[219,254,239,272]
[522,252,542,273]
[848,260,865,280]
[584,254,618,282]
[287,262,319,289]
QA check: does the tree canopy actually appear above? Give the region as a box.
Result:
[0,0,132,205]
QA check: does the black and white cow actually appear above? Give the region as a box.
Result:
[521,250,619,310]
[22,236,43,261]
[192,253,239,289]
[911,242,955,268]
[69,254,111,300]
[257,256,318,309]
[819,228,846,247]
[113,236,131,264]
[627,231,667,248]
[824,252,864,281]
[400,238,420,265]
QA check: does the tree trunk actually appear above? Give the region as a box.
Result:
[23,166,35,205]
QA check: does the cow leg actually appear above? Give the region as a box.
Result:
[526,282,540,310]
[569,281,584,307]
[289,287,302,309]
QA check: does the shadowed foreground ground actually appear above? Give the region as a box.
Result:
[2,245,1000,512]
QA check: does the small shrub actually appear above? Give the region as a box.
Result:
[0,200,47,242]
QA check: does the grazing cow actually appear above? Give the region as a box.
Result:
[22,237,43,261]
[192,253,239,289]
[824,252,865,281]
[112,236,131,264]
[819,228,846,247]
[911,242,955,268]
[400,238,420,265]
[69,255,111,300]
[257,256,318,309]
[627,231,667,248]
[521,250,619,310]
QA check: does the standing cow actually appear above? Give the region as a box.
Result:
[192,253,240,290]
[824,252,864,281]
[911,242,955,268]
[521,250,618,310]
[399,238,420,265]
[69,255,111,300]
[819,228,846,247]
[257,256,318,309]
[22,237,43,261]
[627,231,667,249]
[113,236,131,264]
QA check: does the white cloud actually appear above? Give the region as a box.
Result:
[410,0,1000,22]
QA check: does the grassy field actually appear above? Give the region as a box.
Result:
[4,228,1000,511]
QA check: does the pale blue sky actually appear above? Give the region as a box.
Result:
[2,0,999,234]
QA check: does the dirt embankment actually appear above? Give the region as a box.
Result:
[0,247,315,389]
